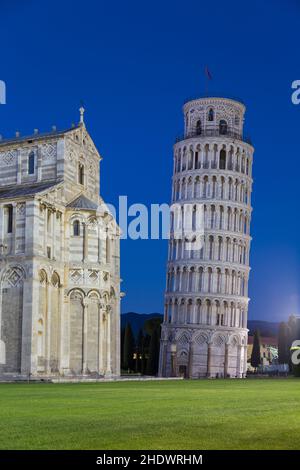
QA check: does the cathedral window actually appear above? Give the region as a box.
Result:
[208,108,214,121]
[78,164,85,185]
[73,220,80,236]
[5,205,13,233]
[219,120,228,135]
[47,210,51,234]
[28,151,35,175]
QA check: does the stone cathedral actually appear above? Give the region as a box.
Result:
[0,109,121,379]
[159,96,253,378]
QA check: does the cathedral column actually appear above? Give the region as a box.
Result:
[56,283,63,373]
[52,210,56,259]
[60,293,70,374]
[11,202,17,255]
[64,213,70,264]
[106,307,112,375]
[43,206,47,256]
[21,276,38,375]
[0,205,4,253]
[45,281,52,374]
[59,212,64,260]
[98,305,104,375]
[82,299,89,374]
[37,147,42,181]
[83,223,89,262]
[17,151,22,184]
[98,223,101,263]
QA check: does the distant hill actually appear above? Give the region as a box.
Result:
[121,313,280,339]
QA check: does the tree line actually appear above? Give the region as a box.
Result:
[121,317,161,375]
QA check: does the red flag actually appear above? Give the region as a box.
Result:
[205,66,212,80]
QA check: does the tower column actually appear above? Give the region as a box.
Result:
[224,343,229,377]
[207,343,212,377]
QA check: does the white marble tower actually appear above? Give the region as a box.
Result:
[159,96,254,378]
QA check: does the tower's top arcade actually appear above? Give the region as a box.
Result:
[183,96,246,140]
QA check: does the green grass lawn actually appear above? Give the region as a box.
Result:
[0,378,300,450]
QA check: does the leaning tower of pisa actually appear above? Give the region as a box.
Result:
[158,96,254,378]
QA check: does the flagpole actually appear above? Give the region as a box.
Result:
[204,66,212,96]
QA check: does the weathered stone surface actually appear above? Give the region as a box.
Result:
[0,119,121,379]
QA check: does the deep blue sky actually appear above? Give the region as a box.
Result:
[1,0,299,321]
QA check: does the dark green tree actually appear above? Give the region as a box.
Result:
[135,328,144,373]
[120,327,125,370]
[288,315,298,345]
[141,333,150,375]
[278,322,290,364]
[144,317,162,337]
[146,325,160,376]
[251,329,261,370]
[123,322,135,373]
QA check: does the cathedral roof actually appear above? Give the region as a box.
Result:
[0,180,61,199]
[0,125,80,147]
[66,194,98,210]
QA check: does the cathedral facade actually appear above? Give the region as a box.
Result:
[159,96,254,378]
[0,109,121,378]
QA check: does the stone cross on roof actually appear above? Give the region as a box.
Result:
[79,105,85,125]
